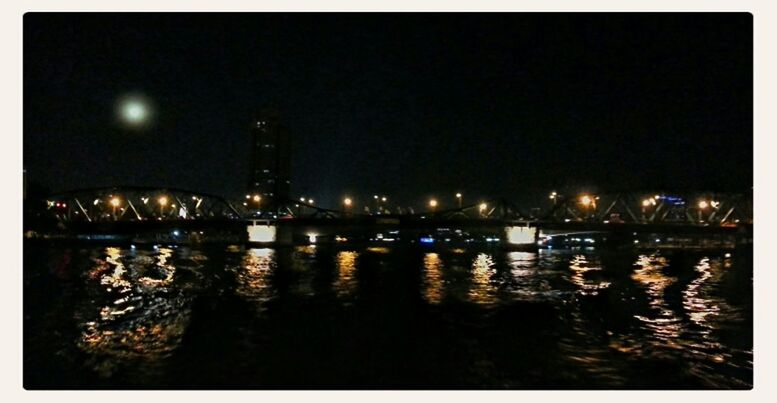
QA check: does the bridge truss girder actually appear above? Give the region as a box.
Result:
[540,191,751,226]
[46,187,242,223]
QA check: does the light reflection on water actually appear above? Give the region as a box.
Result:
[468,253,497,305]
[631,254,684,343]
[568,254,610,296]
[231,248,275,312]
[77,246,196,378]
[422,253,443,304]
[25,243,752,389]
[334,251,359,298]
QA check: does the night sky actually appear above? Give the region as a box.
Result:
[23,13,753,209]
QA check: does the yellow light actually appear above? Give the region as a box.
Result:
[381,196,387,202]
[308,199,314,204]
[343,197,352,206]
[698,200,709,209]
[158,196,168,206]
[252,195,261,202]
[429,199,438,208]
[110,197,120,207]
[456,193,462,198]
[580,195,593,207]
[479,203,487,211]
[642,199,651,207]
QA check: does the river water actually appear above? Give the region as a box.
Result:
[23,241,753,389]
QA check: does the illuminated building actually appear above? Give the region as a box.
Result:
[248,109,292,212]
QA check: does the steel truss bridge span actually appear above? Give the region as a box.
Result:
[44,186,242,223]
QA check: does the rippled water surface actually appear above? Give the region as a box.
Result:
[24,242,752,389]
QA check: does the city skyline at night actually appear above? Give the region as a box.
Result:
[19,9,758,393]
[24,13,752,210]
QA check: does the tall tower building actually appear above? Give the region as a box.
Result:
[248,109,292,212]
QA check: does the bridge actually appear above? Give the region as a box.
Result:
[32,186,753,248]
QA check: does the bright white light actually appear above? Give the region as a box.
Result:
[248,224,276,243]
[117,94,152,126]
[124,102,146,122]
[506,226,536,245]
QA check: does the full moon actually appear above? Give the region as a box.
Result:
[123,101,147,122]
[116,94,153,127]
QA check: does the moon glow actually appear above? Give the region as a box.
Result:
[117,94,153,127]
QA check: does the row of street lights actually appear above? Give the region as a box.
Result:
[92,195,178,219]
[338,193,480,213]
[551,191,721,211]
[242,192,473,214]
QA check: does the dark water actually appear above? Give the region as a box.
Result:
[23,242,753,389]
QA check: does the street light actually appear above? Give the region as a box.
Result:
[697,200,709,224]
[343,197,352,212]
[455,192,462,208]
[252,195,261,202]
[579,195,595,221]
[479,202,487,217]
[429,198,438,212]
[158,196,168,216]
[110,197,120,218]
